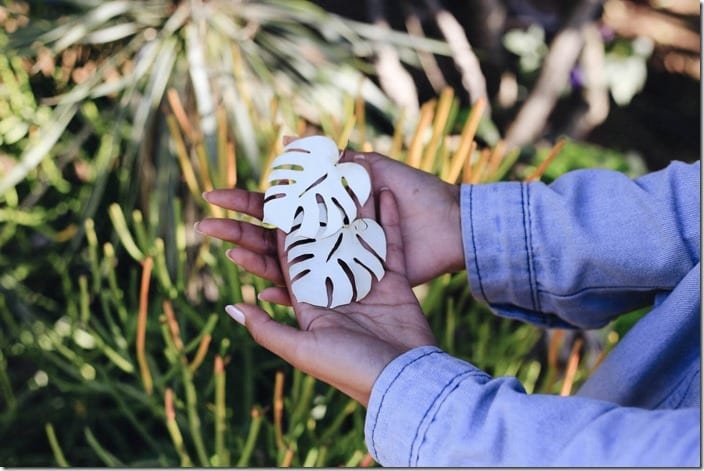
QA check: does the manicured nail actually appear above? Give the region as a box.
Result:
[225,305,246,326]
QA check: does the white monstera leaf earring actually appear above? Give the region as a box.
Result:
[285,204,387,308]
[262,135,371,239]
[262,136,386,308]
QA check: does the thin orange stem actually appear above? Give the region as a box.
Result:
[137,257,154,395]
[407,99,436,168]
[470,148,491,184]
[188,334,211,374]
[486,139,507,179]
[461,141,478,184]
[360,453,375,467]
[560,338,584,396]
[166,88,196,142]
[525,137,567,182]
[274,370,285,451]
[280,448,295,467]
[162,300,183,352]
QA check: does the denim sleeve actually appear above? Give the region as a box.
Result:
[364,346,700,467]
[460,160,700,329]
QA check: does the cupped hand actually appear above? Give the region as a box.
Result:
[224,189,436,406]
[348,150,464,284]
[196,145,464,298]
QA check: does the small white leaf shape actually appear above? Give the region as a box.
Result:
[285,210,387,308]
[263,135,371,239]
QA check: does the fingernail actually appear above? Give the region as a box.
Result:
[225,305,246,326]
[193,222,201,233]
[202,191,210,202]
[353,154,366,162]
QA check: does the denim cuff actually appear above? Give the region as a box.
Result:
[460,183,574,329]
[365,346,487,466]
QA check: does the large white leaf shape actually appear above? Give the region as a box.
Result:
[285,214,387,308]
[262,135,371,239]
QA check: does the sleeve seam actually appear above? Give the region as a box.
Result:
[369,348,444,460]
[468,185,489,301]
[521,183,539,312]
[410,370,490,466]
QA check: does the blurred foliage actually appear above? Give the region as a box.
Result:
[0,0,688,467]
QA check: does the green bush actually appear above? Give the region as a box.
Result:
[0,3,648,466]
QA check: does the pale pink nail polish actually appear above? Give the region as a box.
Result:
[225,305,246,326]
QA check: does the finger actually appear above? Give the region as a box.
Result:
[352,157,376,220]
[258,287,292,306]
[226,304,304,364]
[203,188,265,219]
[282,135,299,146]
[226,248,286,285]
[196,218,277,255]
[378,188,408,276]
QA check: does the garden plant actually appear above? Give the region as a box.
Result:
[0,0,698,466]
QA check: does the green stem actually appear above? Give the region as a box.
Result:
[0,348,16,410]
[236,408,263,467]
[84,427,123,466]
[214,356,229,466]
[45,423,69,467]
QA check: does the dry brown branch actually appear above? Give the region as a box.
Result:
[560,338,584,396]
[604,0,700,52]
[505,0,605,149]
[564,23,610,139]
[367,0,420,117]
[404,4,448,93]
[424,0,490,110]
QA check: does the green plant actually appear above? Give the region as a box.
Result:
[1,0,450,210]
[1,38,639,464]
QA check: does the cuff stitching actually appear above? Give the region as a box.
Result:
[411,370,488,466]
[468,185,489,301]
[521,183,538,311]
[369,348,443,461]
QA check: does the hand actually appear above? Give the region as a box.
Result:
[348,150,464,284]
[196,145,464,301]
[222,189,436,406]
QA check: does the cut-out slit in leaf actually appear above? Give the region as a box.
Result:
[263,135,371,238]
[285,216,387,308]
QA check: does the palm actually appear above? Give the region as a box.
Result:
[230,189,436,406]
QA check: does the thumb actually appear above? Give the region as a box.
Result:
[225,304,303,364]
[378,188,408,277]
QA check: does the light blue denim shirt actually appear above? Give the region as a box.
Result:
[365,160,700,466]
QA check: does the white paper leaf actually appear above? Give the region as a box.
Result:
[262,135,371,239]
[285,210,387,308]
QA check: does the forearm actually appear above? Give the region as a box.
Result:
[460,160,700,328]
[365,346,700,467]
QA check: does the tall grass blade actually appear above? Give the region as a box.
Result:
[236,407,263,467]
[84,426,124,466]
[45,423,70,467]
[214,355,229,467]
